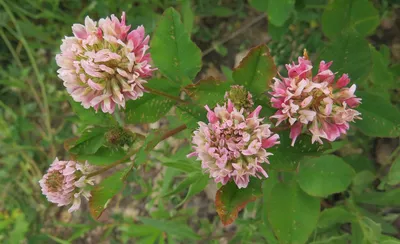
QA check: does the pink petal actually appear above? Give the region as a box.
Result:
[336,74,350,88]
[290,122,303,146]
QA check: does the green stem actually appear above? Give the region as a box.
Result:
[87,124,188,178]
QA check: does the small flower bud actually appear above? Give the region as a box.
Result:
[105,127,135,147]
[224,85,254,113]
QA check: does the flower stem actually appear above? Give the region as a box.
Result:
[87,124,188,178]
[143,85,189,104]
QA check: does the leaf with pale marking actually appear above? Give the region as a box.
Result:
[215,179,262,226]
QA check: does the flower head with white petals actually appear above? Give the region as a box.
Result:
[56,12,155,114]
[188,100,279,189]
[39,158,95,212]
[270,51,361,146]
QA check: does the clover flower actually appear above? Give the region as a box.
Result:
[56,12,155,113]
[270,53,361,146]
[39,158,95,212]
[188,100,279,189]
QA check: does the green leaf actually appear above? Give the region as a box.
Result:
[69,100,113,125]
[221,65,234,83]
[388,157,400,185]
[89,170,126,219]
[355,188,400,207]
[249,0,268,12]
[69,127,107,155]
[125,93,174,124]
[351,217,382,244]
[215,179,262,226]
[176,104,207,130]
[268,131,330,171]
[352,170,376,193]
[77,147,126,166]
[179,174,209,206]
[267,182,320,244]
[9,211,28,244]
[139,217,200,240]
[355,91,400,137]
[125,79,177,124]
[322,0,379,39]
[163,172,202,197]
[232,44,276,98]
[181,0,194,34]
[309,234,351,244]
[151,8,202,84]
[267,0,295,26]
[318,206,354,229]
[261,171,280,244]
[320,31,372,84]
[358,207,398,235]
[135,130,164,166]
[381,235,400,244]
[268,21,290,41]
[162,160,201,173]
[185,78,230,107]
[343,154,376,173]
[297,155,355,197]
[368,46,395,99]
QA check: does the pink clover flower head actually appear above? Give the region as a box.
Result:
[188,101,280,189]
[270,52,361,146]
[56,12,155,114]
[39,158,95,212]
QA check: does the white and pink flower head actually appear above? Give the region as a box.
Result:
[56,12,155,114]
[39,158,95,212]
[188,100,280,189]
[270,51,361,146]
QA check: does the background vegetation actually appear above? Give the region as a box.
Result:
[0,0,399,243]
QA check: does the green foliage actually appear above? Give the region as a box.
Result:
[317,206,354,229]
[322,0,379,39]
[320,31,372,84]
[185,78,230,107]
[297,155,355,197]
[355,91,400,137]
[151,8,202,85]
[268,131,331,171]
[266,182,320,244]
[69,100,114,126]
[139,217,200,240]
[125,79,178,124]
[89,170,127,219]
[175,103,207,130]
[232,44,276,98]
[388,157,400,185]
[266,0,295,27]
[77,147,126,166]
[215,180,262,226]
[69,127,108,155]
